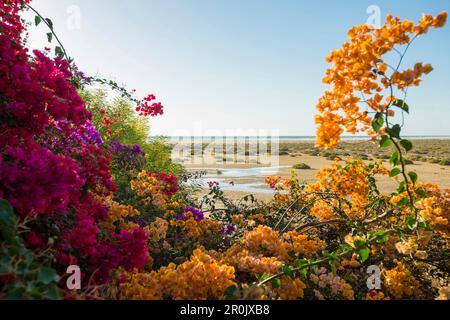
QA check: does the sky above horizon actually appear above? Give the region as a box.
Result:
[25,0,450,137]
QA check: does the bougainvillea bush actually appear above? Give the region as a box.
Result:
[0,0,448,300]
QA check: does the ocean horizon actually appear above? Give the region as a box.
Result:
[152,135,450,142]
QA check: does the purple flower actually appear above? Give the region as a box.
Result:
[222,224,236,235]
[44,120,103,152]
[134,218,147,228]
[109,141,145,156]
[108,141,147,171]
[178,206,205,222]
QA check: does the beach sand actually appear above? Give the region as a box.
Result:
[183,139,450,201]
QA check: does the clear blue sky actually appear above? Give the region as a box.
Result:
[25,0,450,136]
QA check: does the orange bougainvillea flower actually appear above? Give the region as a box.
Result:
[315,12,447,149]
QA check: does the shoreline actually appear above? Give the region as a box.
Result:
[182,139,450,201]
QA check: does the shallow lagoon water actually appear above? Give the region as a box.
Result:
[185,166,290,194]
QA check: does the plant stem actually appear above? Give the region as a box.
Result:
[257,231,393,287]
[26,4,72,70]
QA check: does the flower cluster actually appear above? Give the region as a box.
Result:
[0,13,90,147]
[220,245,284,275]
[231,214,266,229]
[43,120,103,154]
[366,290,389,300]
[177,206,205,222]
[0,145,84,218]
[111,228,150,271]
[236,226,324,264]
[131,171,179,209]
[309,267,355,300]
[101,196,142,231]
[241,226,290,260]
[130,171,178,211]
[316,12,447,148]
[120,248,236,300]
[274,276,307,300]
[109,141,145,156]
[171,217,224,244]
[282,231,326,258]
[383,263,422,299]
[147,217,169,243]
[74,144,117,194]
[109,141,147,172]
[0,0,153,293]
[390,183,450,237]
[136,94,164,117]
[309,199,337,222]
[265,176,293,191]
[307,159,388,221]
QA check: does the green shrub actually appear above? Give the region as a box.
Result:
[293,163,311,170]
[378,154,390,160]
[429,158,440,164]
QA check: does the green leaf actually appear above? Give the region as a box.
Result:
[3,287,25,300]
[37,267,60,285]
[339,243,353,253]
[392,99,409,113]
[0,199,18,243]
[271,278,281,289]
[35,16,42,26]
[353,239,367,249]
[389,168,401,177]
[329,260,337,274]
[358,247,370,263]
[294,259,310,277]
[371,230,387,238]
[418,221,432,231]
[408,172,418,184]
[372,113,384,132]
[389,151,400,167]
[55,46,64,59]
[405,215,416,230]
[416,188,428,198]
[298,268,309,278]
[397,181,406,194]
[294,258,309,268]
[398,197,410,207]
[387,124,401,139]
[46,32,53,43]
[225,286,237,300]
[280,265,294,278]
[259,273,271,282]
[400,139,413,152]
[376,235,390,244]
[380,135,392,148]
[45,18,54,30]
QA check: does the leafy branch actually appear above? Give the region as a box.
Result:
[256,230,393,288]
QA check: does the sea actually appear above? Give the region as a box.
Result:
[152,135,450,142]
